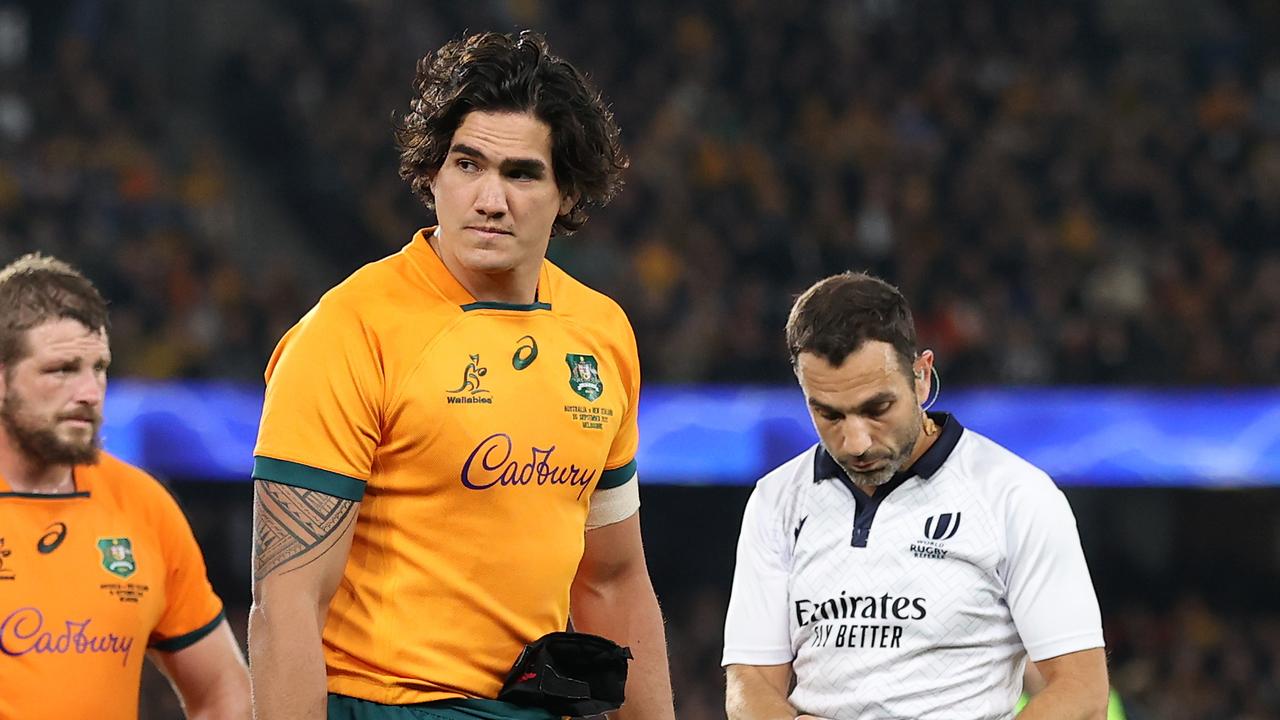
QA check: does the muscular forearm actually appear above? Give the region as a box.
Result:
[152,621,251,720]
[248,598,328,720]
[724,667,797,720]
[726,690,797,720]
[571,571,675,720]
[183,664,252,720]
[249,481,357,720]
[1019,647,1110,720]
[186,689,252,720]
[1017,679,1108,720]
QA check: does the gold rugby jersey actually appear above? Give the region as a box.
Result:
[254,228,640,705]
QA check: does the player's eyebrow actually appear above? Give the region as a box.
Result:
[808,397,843,416]
[855,391,897,414]
[449,144,548,178]
[809,391,896,417]
[500,158,547,178]
[449,142,488,161]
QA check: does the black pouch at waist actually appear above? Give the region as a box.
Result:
[497,632,633,717]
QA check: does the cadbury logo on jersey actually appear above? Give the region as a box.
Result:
[0,607,134,666]
[461,433,597,499]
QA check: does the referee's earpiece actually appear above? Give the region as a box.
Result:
[914,370,924,380]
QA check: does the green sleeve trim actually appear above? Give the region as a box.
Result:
[598,459,637,489]
[253,456,366,501]
[151,610,224,652]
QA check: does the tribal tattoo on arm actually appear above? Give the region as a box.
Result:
[253,481,357,581]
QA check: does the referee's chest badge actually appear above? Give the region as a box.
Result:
[910,512,961,560]
[566,353,603,401]
[924,512,962,541]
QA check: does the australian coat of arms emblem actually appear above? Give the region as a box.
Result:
[98,537,137,578]
[566,353,603,401]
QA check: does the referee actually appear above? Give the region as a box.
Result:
[723,272,1108,719]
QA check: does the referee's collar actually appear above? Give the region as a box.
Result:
[813,412,964,484]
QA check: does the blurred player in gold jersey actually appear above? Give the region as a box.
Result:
[0,254,249,719]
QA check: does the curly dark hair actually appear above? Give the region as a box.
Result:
[786,272,919,378]
[394,30,628,236]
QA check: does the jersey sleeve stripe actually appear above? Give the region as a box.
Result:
[598,459,637,489]
[252,456,367,501]
[150,610,225,652]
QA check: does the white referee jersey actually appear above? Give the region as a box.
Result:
[722,414,1104,720]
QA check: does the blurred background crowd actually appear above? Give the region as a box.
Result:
[218,0,1280,387]
[2,0,1276,718]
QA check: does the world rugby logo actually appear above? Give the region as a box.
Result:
[923,512,961,541]
[911,512,961,560]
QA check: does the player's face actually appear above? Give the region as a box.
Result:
[796,342,930,487]
[430,111,575,289]
[0,319,109,466]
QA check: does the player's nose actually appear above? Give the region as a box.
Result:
[70,367,106,406]
[473,173,508,217]
[839,419,874,457]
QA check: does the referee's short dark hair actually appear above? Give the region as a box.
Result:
[785,271,918,377]
[0,253,109,367]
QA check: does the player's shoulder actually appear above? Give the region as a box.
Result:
[949,425,1060,500]
[86,452,161,488]
[83,453,183,514]
[300,246,455,346]
[544,260,632,333]
[321,246,440,316]
[751,445,819,508]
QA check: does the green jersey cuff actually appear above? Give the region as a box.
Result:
[151,610,224,652]
[598,459,637,490]
[253,456,366,501]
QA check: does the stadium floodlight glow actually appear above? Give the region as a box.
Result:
[102,381,1280,487]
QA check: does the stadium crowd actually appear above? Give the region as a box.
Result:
[216,0,1280,385]
[0,2,313,380]
[7,1,1279,386]
[5,0,1278,717]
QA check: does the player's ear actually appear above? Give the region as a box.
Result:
[558,190,579,217]
[913,350,935,406]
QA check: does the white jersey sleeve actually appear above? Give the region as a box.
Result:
[1003,478,1105,661]
[723,478,794,666]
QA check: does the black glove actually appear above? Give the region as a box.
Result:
[498,631,633,717]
